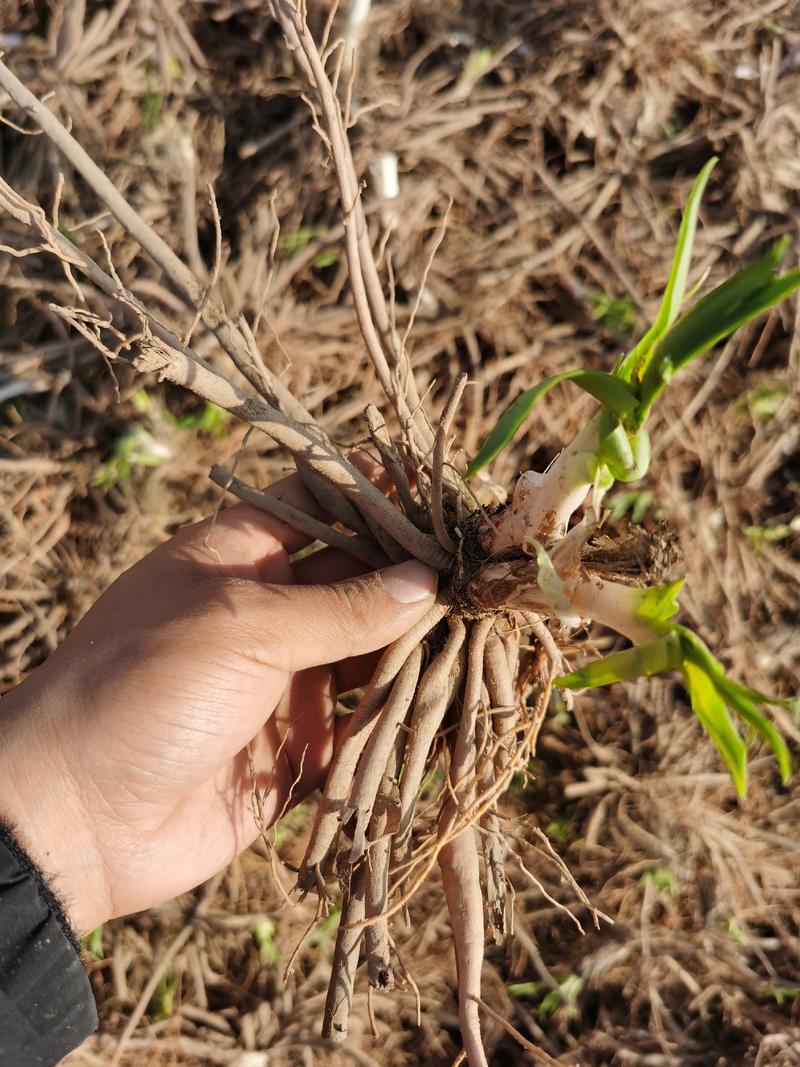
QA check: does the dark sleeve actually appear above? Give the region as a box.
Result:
[0,823,98,1066]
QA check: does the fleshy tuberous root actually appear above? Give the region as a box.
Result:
[395,617,467,847]
[322,862,366,1042]
[439,827,489,1067]
[345,646,423,861]
[298,599,449,888]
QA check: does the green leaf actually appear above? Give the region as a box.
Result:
[597,419,651,483]
[507,981,542,999]
[254,918,280,965]
[677,626,794,709]
[280,226,318,254]
[466,370,639,477]
[83,926,104,959]
[555,632,683,690]
[313,249,338,269]
[639,865,678,895]
[607,488,657,524]
[637,241,800,419]
[617,158,717,383]
[683,660,748,797]
[635,579,684,629]
[721,686,792,784]
[747,514,800,548]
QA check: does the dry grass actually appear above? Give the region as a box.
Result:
[2,0,800,1063]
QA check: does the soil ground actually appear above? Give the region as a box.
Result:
[2,1,800,1064]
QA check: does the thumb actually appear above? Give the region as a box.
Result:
[241,560,439,671]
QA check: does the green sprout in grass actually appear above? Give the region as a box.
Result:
[468,159,799,797]
[254,917,280,965]
[93,390,230,490]
[508,974,583,1022]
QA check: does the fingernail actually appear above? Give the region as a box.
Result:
[381,560,438,603]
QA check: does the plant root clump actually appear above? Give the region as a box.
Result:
[3,2,798,1065]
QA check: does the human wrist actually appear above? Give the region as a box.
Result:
[0,679,112,936]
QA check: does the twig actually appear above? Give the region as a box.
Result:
[468,995,567,1067]
[0,60,313,428]
[430,372,467,553]
[183,184,223,347]
[209,466,386,569]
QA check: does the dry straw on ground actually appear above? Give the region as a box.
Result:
[2,1,800,1064]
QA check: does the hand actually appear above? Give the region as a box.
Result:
[0,466,437,935]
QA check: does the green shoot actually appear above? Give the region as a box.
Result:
[313,249,338,269]
[538,973,583,1021]
[556,633,683,690]
[747,514,800,548]
[468,160,800,482]
[639,865,678,895]
[149,972,177,1021]
[254,918,280,965]
[617,157,718,385]
[585,288,638,338]
[556,620,792,795]
[83,925,104,959]
[765,985,800,1006]
[466,370,638,477]
[172,400,231,437]
[91,428,169,489]
[607,488,657,524]
[545,813,575,844]
[741,382,790,423]
[280,226,319,254]
[461,45,494,86]
[635,238,800,423]
[683,659,748,797]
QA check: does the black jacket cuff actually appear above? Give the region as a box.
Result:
[0,822,98,1065]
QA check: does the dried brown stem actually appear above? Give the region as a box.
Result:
[267,0,431,456]
[0,61,311,428]
[430,372,467,554]
[364,403,422,523]
[209,466,386,569]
